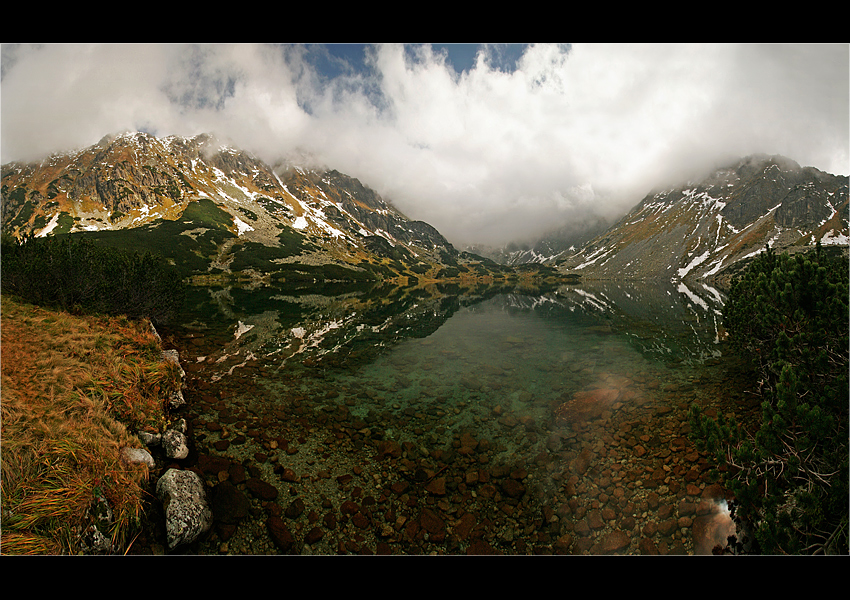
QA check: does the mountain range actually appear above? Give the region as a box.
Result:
[2,132,847,288]
[553,154,848,286]
[1,131,529,285]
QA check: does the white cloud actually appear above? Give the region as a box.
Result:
[2,42,847,247]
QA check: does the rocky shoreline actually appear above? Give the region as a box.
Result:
[107,332,212,554]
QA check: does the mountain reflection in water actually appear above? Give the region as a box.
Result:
[162,277,742,555]
[173,278,727,377]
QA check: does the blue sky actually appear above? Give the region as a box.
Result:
[1,43,847,246]
[313,43,529,78]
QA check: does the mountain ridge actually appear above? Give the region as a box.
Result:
[553,154,849,285]
[3,134,846,288]
[1,131,527,286]
[466,214,612,266]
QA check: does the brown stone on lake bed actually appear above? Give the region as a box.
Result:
[453,512,476,540]
[593,530,630,554]
[425,477,446,495]
[501,478,526,498]
[245,477,278,501]
[419,508,445,535]
[555,387,621,425]
[352,512,370,529]
[572,446,594,475]
[459,432,478,450]
[375,439,402,459]
[304,527,324,545]
[278,467,299,482]
[267,516,295,554]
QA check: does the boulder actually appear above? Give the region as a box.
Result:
[162,429,189,460]
[162,349,186,380]
[169,388,186,409]
[156,469,213,549]
[162,348,187,408]
[121,447,155,469]
[137,430,161,447]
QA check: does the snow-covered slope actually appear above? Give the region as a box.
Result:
[555,154,849,283]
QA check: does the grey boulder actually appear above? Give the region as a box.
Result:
[156,469,212,549]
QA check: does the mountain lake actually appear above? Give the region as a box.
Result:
[155,276,760,555]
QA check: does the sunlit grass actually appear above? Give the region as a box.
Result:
[1,295,180,554]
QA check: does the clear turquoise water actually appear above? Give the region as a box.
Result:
[167,278,747,554]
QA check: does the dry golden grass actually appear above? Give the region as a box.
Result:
[1,295,180,554]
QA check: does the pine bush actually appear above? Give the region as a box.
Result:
[1,233,185,325]
[690,243,849,554]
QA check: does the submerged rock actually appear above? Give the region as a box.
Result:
[554,387,620,424]
[210,481,249,523]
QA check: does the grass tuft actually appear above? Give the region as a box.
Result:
[1,295,179,554]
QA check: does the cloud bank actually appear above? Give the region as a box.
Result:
[2,43,847,246]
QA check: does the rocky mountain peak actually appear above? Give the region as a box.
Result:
[555,154,848,285]
[1,131,508,285]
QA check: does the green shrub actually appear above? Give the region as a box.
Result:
[1,233,185,325]
[85,199,236,277]
[690,243,848,554]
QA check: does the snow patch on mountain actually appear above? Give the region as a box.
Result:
[822,229,849,245]
[234,217,254,236]
[676,250,711,279]
[35,212,60,237]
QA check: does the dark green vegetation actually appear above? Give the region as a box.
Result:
[690,243,849,554]
[1,233,185,325]
[81,198,236,277]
